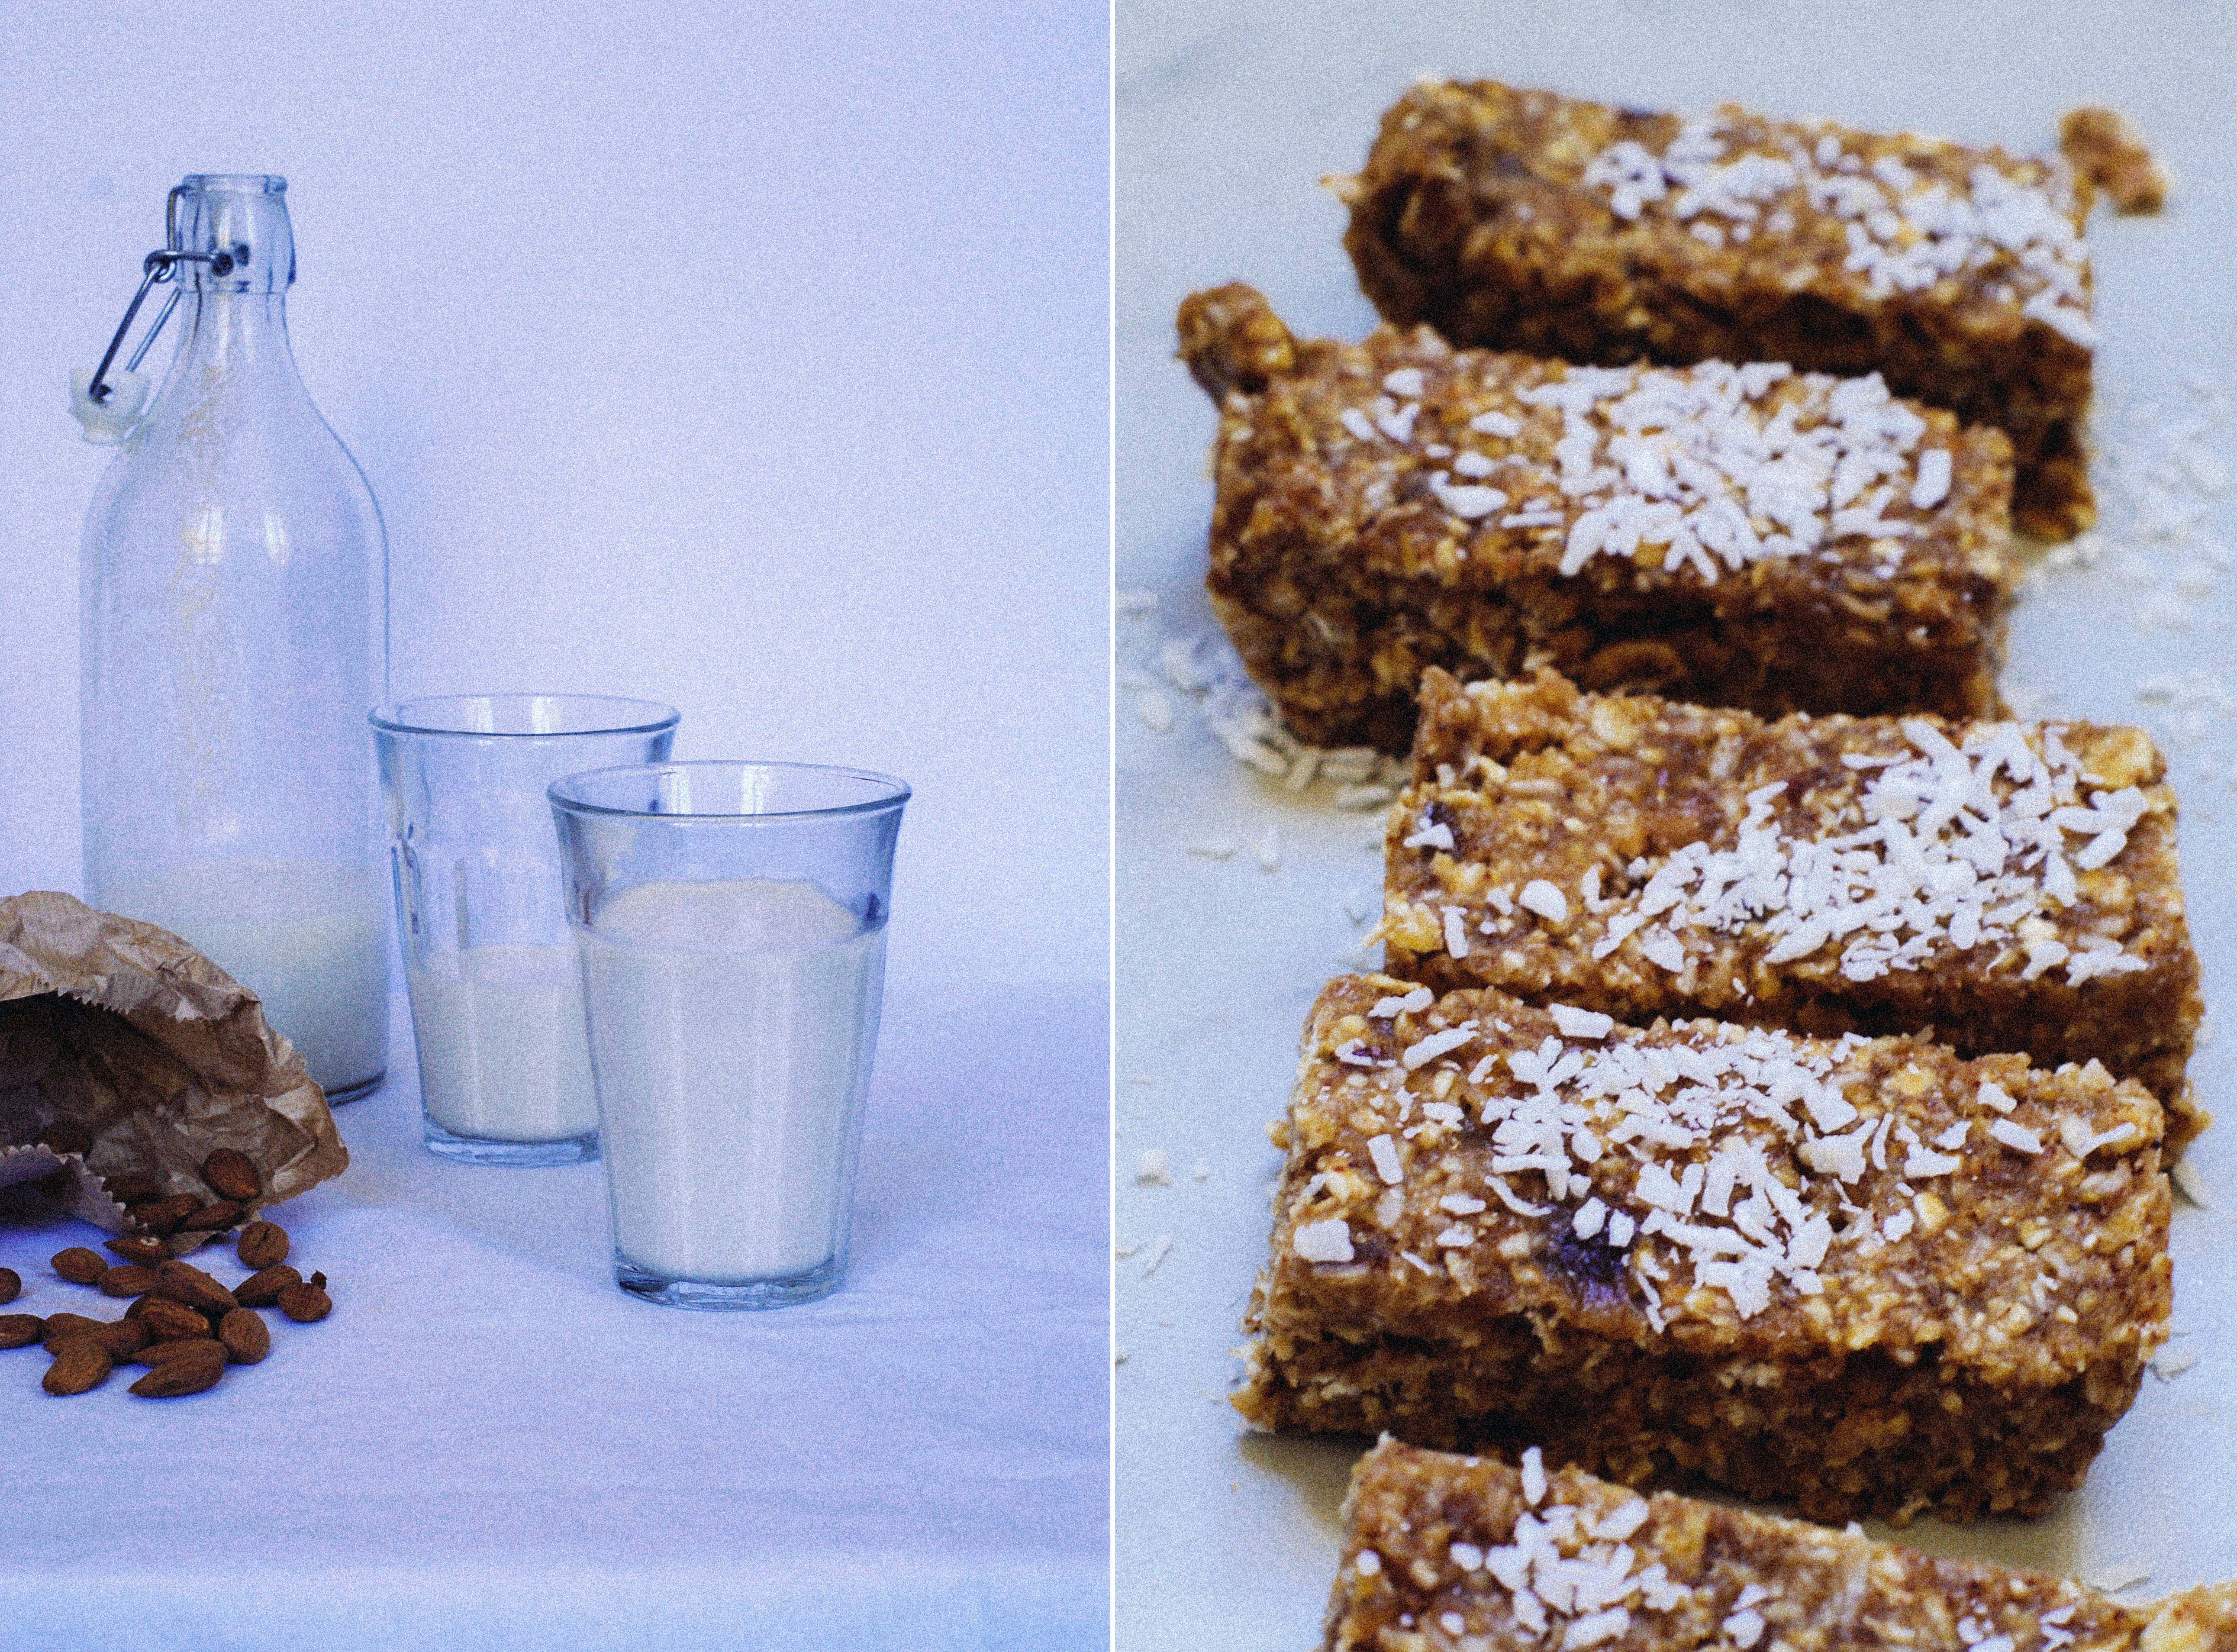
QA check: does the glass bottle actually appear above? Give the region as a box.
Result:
[80,175,390,1100]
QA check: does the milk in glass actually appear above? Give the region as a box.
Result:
[577,878,885,1282]
[406,944,597,1142]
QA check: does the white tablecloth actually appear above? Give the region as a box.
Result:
[0,981,1109,1651]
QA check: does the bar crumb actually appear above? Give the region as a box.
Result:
[2062,104,2173,214]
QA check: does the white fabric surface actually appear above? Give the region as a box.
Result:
[0,982,1109,1651]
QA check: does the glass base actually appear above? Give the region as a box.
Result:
[325,1068,387,1105]
[615,1253,843,1310]
[422,1118,599,1166]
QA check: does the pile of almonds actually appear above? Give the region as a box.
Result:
[0,1150,332,1400]
[95,1145,268,1241]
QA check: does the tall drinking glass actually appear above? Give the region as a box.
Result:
[373,696,679,1165]
[547,762,909,1309]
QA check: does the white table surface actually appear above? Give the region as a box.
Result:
[1116,3,2237,1646]
[0,980,1109,1652]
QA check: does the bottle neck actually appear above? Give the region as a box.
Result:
[174,288,299,376]
[174,174,295,295]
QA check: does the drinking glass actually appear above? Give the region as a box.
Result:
[548,761,908,1308]
[372,695,679,1165]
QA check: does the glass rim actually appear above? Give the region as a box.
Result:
[181,173,286,193]
[547,760,911,822]
[370,694,681,740]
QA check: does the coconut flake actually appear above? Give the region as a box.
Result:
[1989,1119,2045,1155]
[1723,1610,1767,1649]
[1372,987,1436,1018]
[1519,880,1570,923]
[1549,1003,1616,1039]
[1564,1611,1631,1651]
[1293,1219,1355,1263]
[1403,1025,1476,1071]
[1903,1144,1963,1178]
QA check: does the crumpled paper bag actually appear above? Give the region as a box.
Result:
[0,891,348,1248]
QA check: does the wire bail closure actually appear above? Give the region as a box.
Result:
[85,184,248,407]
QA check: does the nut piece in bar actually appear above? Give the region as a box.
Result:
[1336,81,2096,539]
[1383,668,2205,1145]
[1238,976,2170,1523]
[1319,1439,2237,1652]
[1179,284,2014,754]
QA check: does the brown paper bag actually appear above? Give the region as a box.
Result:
[0,891,348,1249]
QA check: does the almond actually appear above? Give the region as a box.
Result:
[39,1120,91,1157]
[202,1148,262,1204]
[89,1318,153,1358]
[135,1296,215,1342]
[154,1259,237,1316]
[138,1336,225,1367]
[105,1236,169,1266]
[234,1265,302,1309]
[44,1342,111,1395]
[0,1267,18,1304]
[102,1173,164,1207]
[278,1272,332,1324]
[218,1309,270,1365]
[0,1314,44,1349]
[129,1344,225,1396]
[41,1313,107,1349]
[97,1264,160,1298]
[236,1220,290,1270]
[127,1194,200,1236]
[178,1200,243,1233]
[51,1246,106,1285]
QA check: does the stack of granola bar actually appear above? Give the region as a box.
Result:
[1178,79,2224,1640]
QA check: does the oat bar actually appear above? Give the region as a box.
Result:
[1320,1439,2235,1652]
[1180,284,2014,754]
[1238,976,2170,1524]
[1382,669,2203,1144]
[1336,81,2096,538]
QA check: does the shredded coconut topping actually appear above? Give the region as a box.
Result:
[1463,1018,1898,1320]
[1522,361,1936,583]
[1337,351,1956,583]
[1456,1480,1692,1636]
[1580,111,2092,341]
[1573,720,2151,986]
[1345,981,2146,1332]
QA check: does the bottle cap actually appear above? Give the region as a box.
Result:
[68,367,148,445]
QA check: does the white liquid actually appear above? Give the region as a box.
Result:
[406,945,597,1142]
[103,860,389,1095]
[577,878,886,1283]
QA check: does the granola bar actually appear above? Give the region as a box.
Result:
[1336,81,2096,538]
[1382,669,2203,1147]
[1238,976,2170,1524]
[1180,284,2015,754]
[1320,1439,2235,1652]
